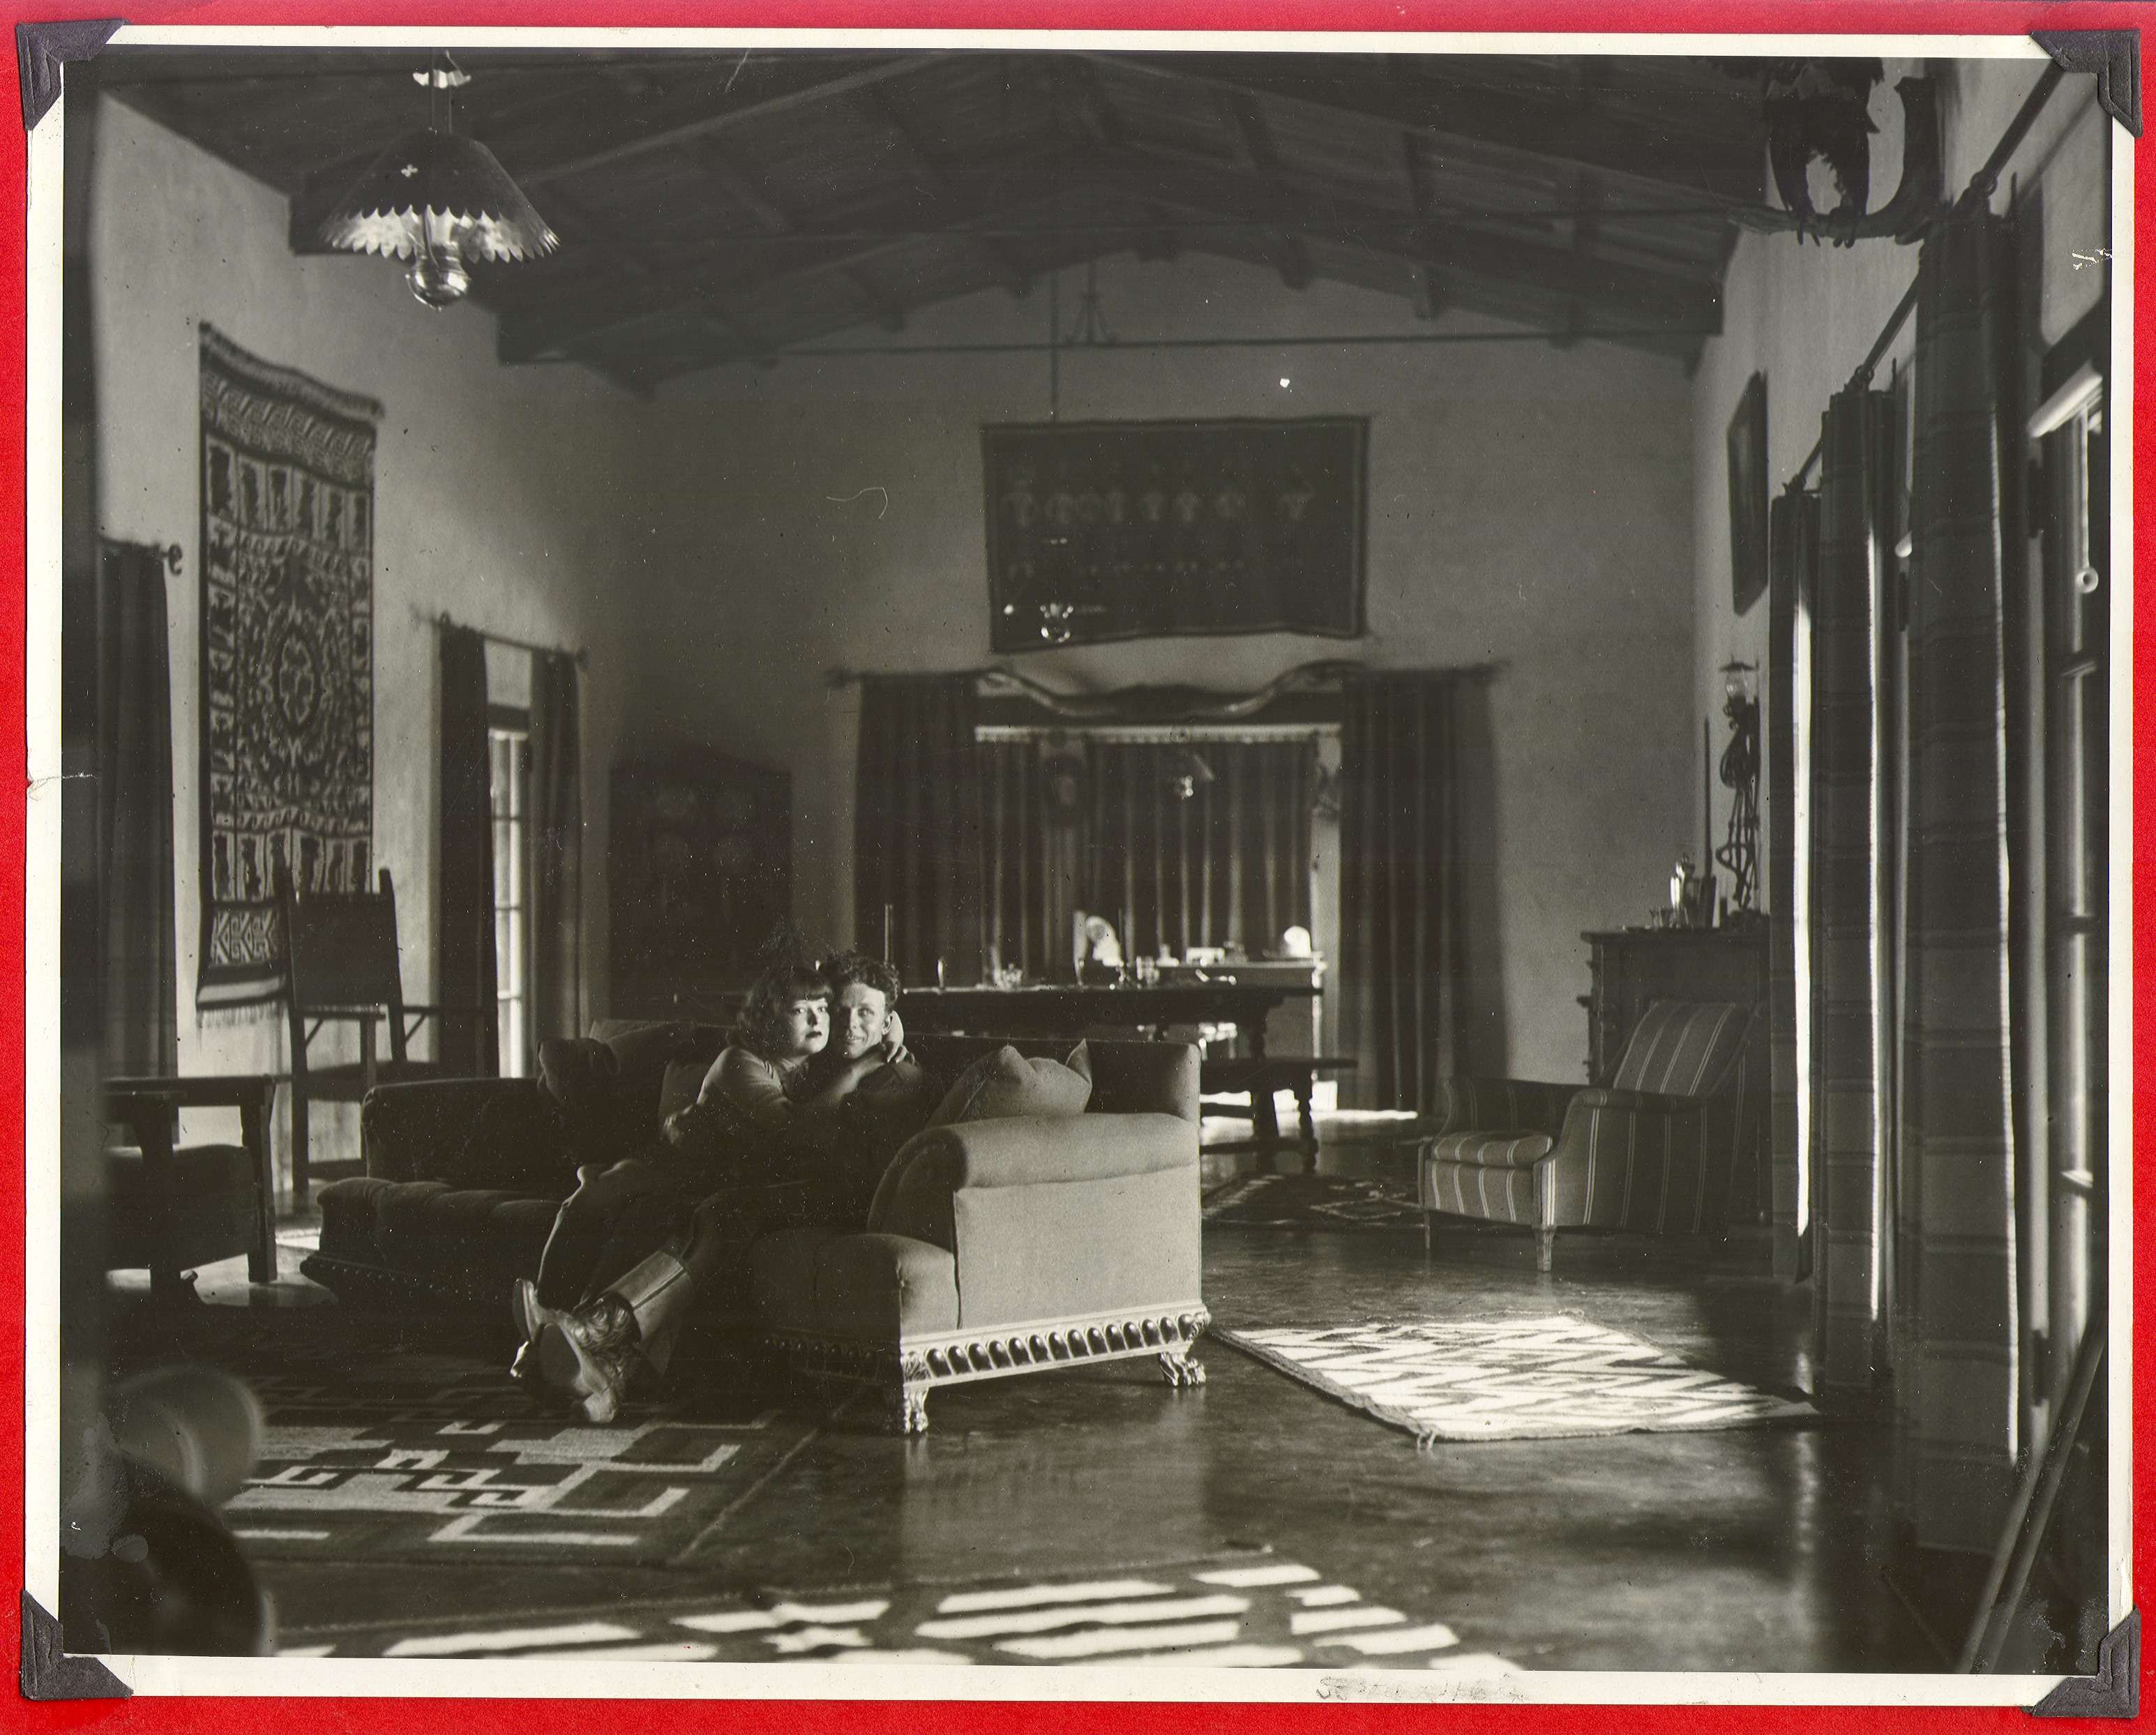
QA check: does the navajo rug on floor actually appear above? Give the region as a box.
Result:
[1217,1317,1818,1444]
[276,1555,1517,1671]
[1203,1172,1424,1229]
[121,1313,815,1567]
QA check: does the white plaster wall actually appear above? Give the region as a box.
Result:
[89,94,649,1181]
[624,255,1697,1082]
[1691,54,2113,877]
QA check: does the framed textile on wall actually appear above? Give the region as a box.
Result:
[196,325,381,1015]
[610,748,792,1021]
[983,417,1367,652]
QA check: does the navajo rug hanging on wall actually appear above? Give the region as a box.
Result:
[982,417,1367,652]
[195,325,381,1015]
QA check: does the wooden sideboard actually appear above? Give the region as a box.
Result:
[1581,927,1769,1085]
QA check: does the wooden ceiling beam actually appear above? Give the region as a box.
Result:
[1084,52,1763,202]
[286,53,947,252]
[859,84,1033,298]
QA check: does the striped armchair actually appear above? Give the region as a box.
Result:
[1418,1000,1764,1271]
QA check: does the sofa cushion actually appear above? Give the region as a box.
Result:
[602,1022,729,1148]
[1066,1040,1201,1122]
[370,1181,456,1271]
[1424,1129,1557,1171]
[925,1045,1091,1131]
[316,1175,395,1262]
[445,1087,574,1195]
[749,1228,960,1340]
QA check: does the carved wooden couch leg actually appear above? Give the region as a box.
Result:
[896,1383,931,1434]
[1535,1225,1555,1273]
[1159,1346,1206,1388]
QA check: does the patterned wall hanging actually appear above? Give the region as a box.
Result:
[982,417,1368,653]
[195,324,381,1016]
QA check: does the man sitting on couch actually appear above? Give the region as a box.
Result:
[515,952,935,1421]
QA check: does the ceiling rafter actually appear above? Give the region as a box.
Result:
[858,84,1032,298]
[285,53,950,254]
[1083,52,1763,202]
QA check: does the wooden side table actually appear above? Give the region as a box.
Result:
[103,1073,278,1298]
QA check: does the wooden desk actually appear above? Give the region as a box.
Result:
[901,978,1320,1058]
[103,1073,278,1298]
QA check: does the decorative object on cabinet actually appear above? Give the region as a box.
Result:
[1726,372,1770,614]
[1715,660,1761,914]
[318,59,557,308]
[196,325,379,1019]
[610,748,790,1020]
[982,417,1366,651]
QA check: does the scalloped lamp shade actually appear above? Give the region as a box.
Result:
[319,128,557,307]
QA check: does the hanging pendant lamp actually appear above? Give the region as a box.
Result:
[319,63,557,308]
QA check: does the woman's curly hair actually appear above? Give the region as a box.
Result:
[729,959,831,1064]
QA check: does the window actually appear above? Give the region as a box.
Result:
[489,712,532,1077]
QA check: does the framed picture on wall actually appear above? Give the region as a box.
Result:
[1727,372,1769,616]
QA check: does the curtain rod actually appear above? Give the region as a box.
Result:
[432,609,587,667]
[781,328,1688,361]
[827,658,1502,706]
[1784,59,2069,493]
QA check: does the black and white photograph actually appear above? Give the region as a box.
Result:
[24,18,2134,1706]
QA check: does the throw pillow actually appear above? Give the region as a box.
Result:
[538,1036,621,1162]
[658,1058,708,1124]
[924,1044,1092,1130]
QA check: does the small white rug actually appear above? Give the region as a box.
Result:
[1217,1317,1818,1445]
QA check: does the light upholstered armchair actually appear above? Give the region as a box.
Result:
[1418,1000,1765,1272]
[750,1038,1208,1433]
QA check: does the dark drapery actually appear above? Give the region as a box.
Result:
[1765,486,1818,1280]
[855,674,984,987]
[1808,384,1896,1393]
[1338,672,1461,1113]
[1897,208,2021,1553]
[529,650,582,1047]
[437,625,497,1074]
[979,736,1316,976]
[1085,739,1316,962]
[96,539,178,1077]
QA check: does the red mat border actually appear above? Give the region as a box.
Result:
[2,3,2148,1732]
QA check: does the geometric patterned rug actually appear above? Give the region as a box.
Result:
[1216,1317,1820,1445]
[273,1554,1521,1672]
[1202,1172,1424,1230]
[111,1317,819,1568]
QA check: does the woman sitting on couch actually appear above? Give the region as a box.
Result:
[512,952,930,1421]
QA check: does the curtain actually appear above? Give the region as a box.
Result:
[1765,487,1817,1280]
[979,736,1317,976]
[529,651,582,1047]
[1338,672,1461,1113]
[1808,384,1896,1393]
[1897,209,2021,1553]
[96,539,179,1079]
[437,624,497,1075]
[1085,741,1315,963]
[854,674,984,987]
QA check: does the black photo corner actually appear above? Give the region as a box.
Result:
[29,16,2136,1703]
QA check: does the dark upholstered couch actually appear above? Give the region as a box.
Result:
[303,1024,1209,1430]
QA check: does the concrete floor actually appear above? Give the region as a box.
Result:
[112,1117,1966,1677]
